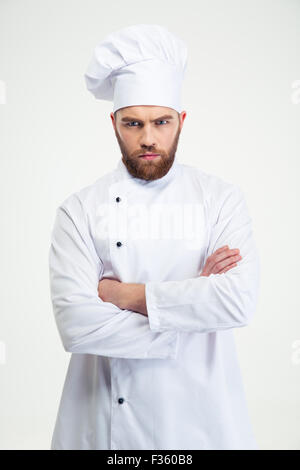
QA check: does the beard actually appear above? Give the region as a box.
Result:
[114,125,181,181]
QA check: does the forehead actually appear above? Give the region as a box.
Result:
[117,105,177,120]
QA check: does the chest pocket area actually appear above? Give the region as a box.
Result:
[118,202,207,282]
[91,198,207,283]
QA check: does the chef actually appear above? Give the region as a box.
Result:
[48,24,261,450]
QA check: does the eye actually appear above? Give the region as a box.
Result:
[126,121,140,127]
[125,120,169,127]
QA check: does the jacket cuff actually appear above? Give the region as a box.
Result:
[145,281,165,332]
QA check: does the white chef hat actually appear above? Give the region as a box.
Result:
[84,24,188,113]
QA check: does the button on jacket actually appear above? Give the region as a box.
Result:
[48,156,260,450]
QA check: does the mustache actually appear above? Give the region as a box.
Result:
[135,152,167,159]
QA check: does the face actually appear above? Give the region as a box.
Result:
[110,105,187,181]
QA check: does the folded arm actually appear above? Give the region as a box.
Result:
[48,193,178,359]
[143,184,260,333]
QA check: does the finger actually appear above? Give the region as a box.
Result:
[211,253,242,274]
[202,245,240,275]
[204,247,230,272]
[208,248,240,272]
[215,245,229,253]
[218,262,238,274]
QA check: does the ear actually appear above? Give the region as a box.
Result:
[110,112,116,130]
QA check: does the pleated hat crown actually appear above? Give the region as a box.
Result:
[84,24,188,113]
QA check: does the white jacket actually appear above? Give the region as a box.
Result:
[48,156,260,450]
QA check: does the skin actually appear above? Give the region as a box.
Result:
[110,105,186,181]
[98,105,242,315]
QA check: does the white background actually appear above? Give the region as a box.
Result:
[0,0,299,450]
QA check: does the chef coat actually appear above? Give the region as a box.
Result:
[48,156,260,450]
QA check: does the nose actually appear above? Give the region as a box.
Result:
[139,125,157,149]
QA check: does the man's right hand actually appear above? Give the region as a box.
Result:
[200,245,242,277]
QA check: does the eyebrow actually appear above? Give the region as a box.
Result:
[120,114,175,123]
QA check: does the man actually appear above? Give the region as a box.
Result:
[49,24,260,450]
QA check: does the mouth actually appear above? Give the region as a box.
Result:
[139,154,160,160]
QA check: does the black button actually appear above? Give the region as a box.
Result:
[116,241,122,247]
[116,197,121,202]
[118,397,125,404]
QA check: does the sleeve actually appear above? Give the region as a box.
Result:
[145,183,261,333]
[48,194,178,359]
